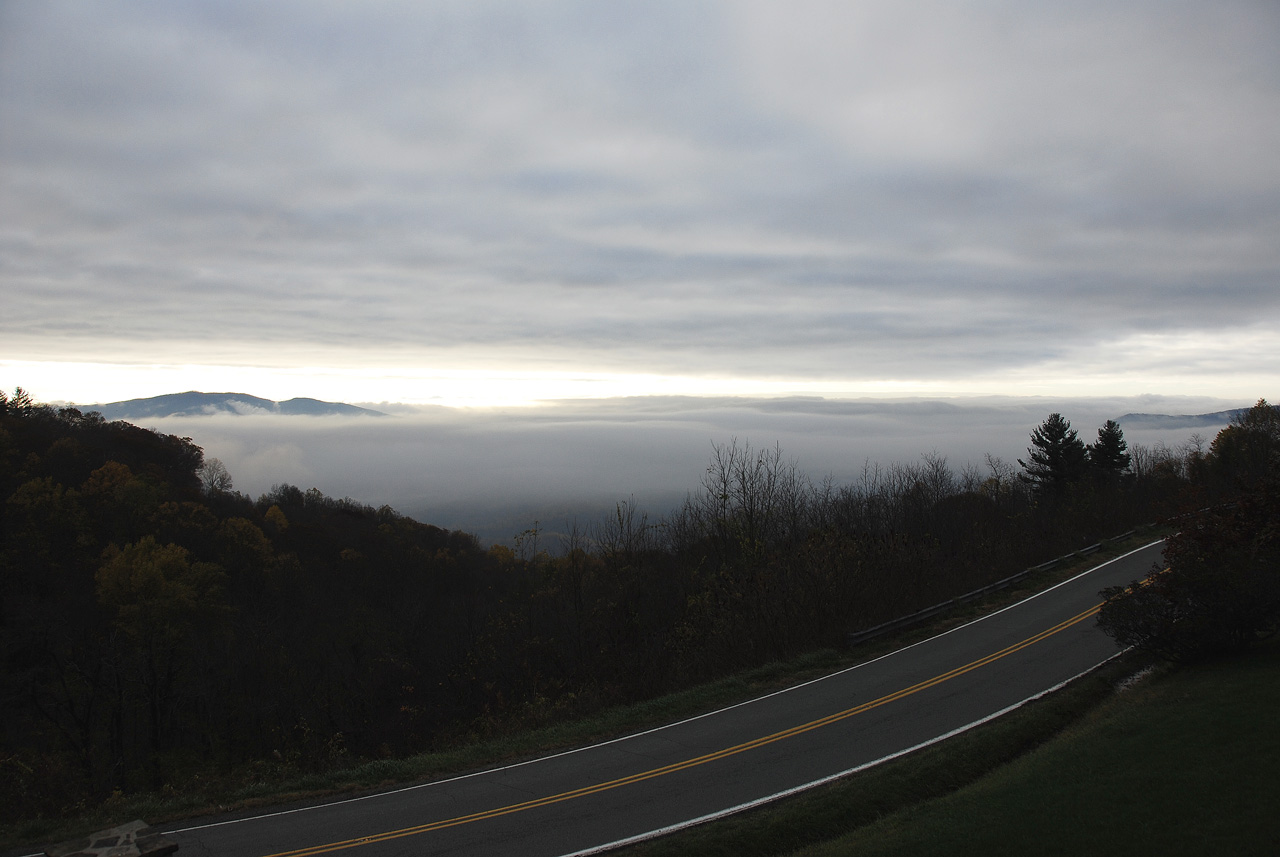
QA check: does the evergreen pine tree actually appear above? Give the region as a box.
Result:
[1018,413,1088,496]
[1087,419,1131,480]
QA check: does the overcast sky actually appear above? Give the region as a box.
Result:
[3,1,1278,406]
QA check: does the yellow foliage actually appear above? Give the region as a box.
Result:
[95,536,225,637]
[487,543,515,566]
[80,461,134,495]
[265,504,289,531]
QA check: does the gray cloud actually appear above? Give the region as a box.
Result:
[2,1,1278,395]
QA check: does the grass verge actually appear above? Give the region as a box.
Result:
[610,651,1150,857]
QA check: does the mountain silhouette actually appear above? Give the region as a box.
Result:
[87,391,386,420]
[1115,409,1243,429]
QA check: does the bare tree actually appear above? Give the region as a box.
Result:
[593,497,654,573]
[983,453,1017,496]
[198,457,233,495]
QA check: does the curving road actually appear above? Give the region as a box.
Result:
[167,540,1162,857]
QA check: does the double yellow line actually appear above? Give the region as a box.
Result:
[265,601,1103,857]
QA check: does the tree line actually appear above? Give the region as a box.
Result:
[0,388,1270,820]
[1098,400,1279,662]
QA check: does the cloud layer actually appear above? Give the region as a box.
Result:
[3,1,1279,400]
[145,393,1234,542]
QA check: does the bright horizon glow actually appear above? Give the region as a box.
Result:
[2,358,1269,411]
[0,359,971,408]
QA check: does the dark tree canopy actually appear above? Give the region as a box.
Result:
[1098,479,1279,662]
[1087,419,1131,480]
[1209,398,1280,487]
[1018,413,1088,495]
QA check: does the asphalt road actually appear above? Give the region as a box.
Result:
[166,540,1163,857]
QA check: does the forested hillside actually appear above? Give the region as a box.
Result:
[0,388,1267,821]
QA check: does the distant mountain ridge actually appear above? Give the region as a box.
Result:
[1115,409,1245,430]
[88,391,386,420]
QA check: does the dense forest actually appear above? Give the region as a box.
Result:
[0,387,1272,820]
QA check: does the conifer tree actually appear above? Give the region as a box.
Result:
[1018,413,1088,496]
[1087,419,1131,480]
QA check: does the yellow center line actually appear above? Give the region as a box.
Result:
[263,602,1104,857]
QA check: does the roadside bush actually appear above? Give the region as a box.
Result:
[1098,481,1279,662]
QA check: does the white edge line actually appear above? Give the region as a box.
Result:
[163,539,1162,837]
[556,651,1130,857]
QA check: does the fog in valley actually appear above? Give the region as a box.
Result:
[145,394,1237,545]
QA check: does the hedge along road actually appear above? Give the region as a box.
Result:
[167,540,1164,857]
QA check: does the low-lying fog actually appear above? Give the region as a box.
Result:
[145,394,1241,545]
